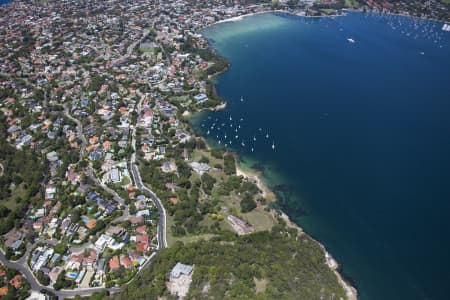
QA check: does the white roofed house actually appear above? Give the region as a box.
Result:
[170,263,193,279]
[194,93,208,103]
[167,263,195,299]
[189,162,210,175]
[108,168,121,183]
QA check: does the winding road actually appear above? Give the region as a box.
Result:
[0,93,168,298]
[0,27,167,299]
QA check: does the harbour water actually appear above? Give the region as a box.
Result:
[192,12,450,300]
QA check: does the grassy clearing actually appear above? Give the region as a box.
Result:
[170,233,218,245]
[241,207,276,232]
[166,214,218,246]
[2,182,27,210]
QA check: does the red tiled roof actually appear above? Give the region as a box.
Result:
[136,225,147,235]
[120,256,132,268]
[0,287,8,296]
[109,256,120,270]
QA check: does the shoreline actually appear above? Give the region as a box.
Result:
[188,116,358,299]
[236,161,357,300]
[196,10,358,299]
[210,9,346,27]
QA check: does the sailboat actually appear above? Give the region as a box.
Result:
[266,133,269,138]
[241,96,244,102]
[272,141,275,150]
[253,136,256,141]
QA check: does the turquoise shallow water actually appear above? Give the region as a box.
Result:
[193,12,450,300]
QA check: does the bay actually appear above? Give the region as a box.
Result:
[192,12,450,300]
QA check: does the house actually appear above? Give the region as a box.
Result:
[46,151,59,162]
[136,243,148,253]
[108,168,121,183]
[136,225,147,235]
[120,256,133,269]
[194,93,208,103]
[95,234,113,252]
[86,219,97,230]
[189,162,211,175]
[170,262,194,279]
[109,256,120,271]
[9,275,23,289]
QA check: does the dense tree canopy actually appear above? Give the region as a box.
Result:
[115,230,346,300]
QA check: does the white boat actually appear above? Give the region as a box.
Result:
[347,38,355,43]
[253,136,256,141]
[266,133,269,138]
[240,96,244,102]
[272,141,275,150]
[251,148,254,152]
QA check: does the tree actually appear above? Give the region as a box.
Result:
[223,154,236,175]
[36,270,50,286]
[71,210,80,223]
[210,148,224,159]
[240,194,257,213]
[54,243,67,255]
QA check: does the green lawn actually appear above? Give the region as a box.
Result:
[2,182,27,210]
[166,214,218,246]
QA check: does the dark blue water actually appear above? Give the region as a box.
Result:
[0,0,12,5]
[194,12,450,300]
